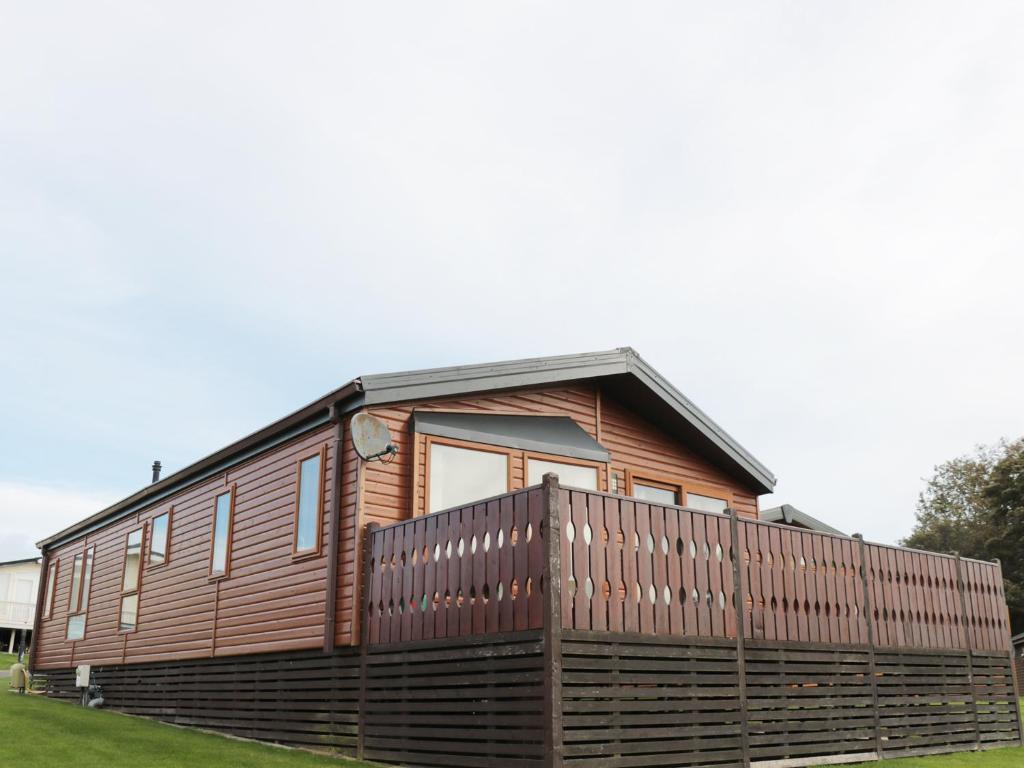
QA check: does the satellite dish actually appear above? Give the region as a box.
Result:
[351,412,399,462]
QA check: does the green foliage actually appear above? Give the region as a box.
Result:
[902,438,1024,632]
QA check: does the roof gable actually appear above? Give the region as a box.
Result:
[359,348,775,493]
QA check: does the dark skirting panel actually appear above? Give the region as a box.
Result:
[36,647,362,754]
[559,630,1021,768]
[34,629,1021,768]
[362,630,547,768]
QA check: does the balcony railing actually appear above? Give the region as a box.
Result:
[0,600,35,627]
[362,475,1012,654]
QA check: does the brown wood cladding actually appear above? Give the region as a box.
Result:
[335,382,761,649]
[36,381,766,669]
[35,427,336,669]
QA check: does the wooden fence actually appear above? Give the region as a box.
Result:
[359,475,1022,767]
[364,483,1012,654]
[363,488,547,645]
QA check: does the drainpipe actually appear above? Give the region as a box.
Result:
[323,404,344,653]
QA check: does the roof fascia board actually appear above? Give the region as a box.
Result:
[360,352,630,406]
[625,351,776,493]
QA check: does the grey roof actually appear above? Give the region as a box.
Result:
[1012,632,1024,645]
[412,412,610,463]
[39,347,775,549]
[760,504,845,536]
[360,348,775,492]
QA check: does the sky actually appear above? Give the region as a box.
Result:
[1,2,1023,561]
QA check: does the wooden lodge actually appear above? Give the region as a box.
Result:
[30,349,1022,767]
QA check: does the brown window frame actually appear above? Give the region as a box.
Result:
[626,471,684,505]
[681,481,734,511]
[208,484,236,580]
[625,471,734,511]
[148,508,172,567]
[423,436,514,516]
[66,545,95,641]
[523,451,607,491]
[67,552,84,613]
[292,445,327,558]
[119,527,145,633]
[42,560,58,620]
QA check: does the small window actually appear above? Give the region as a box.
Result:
[122,529,143,592]
[428,442,508,513]
[686,493,729,513]
[527,458,599,490]
[633,481,681,506]
[80,548,94,612]
[294,451,324,554]
[43,561,57,619]
[210,488,234,577]
[120,593,139,632]
[119,528,143,632]
[150,511,170,565]
[67,614,85,641]
[66,546,94,640]
[68,553,83,611]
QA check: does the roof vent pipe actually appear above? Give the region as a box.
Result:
[151,461,162,484]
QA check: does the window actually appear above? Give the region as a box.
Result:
[67,614,85,641]
[120,528,143,631]
[210,487,234,577]
[68,553,83,611]
[80,548,94,611]
[428,442,509,514]
[294,450,325,554]
[686,493,729,514]
[120,594,139,632]
[43,561,57,619]
[526,458,599,490]
[66,547,94,640]
[633,480,681,506]
[150,511,170,565]
[122,529,143,592]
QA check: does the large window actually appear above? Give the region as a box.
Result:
[66,547,94,640]
[42,561,57,619]
[526,458,599,490]
[294,450,325,555]
[210,488,234,577]
[428,442,509,513]
[149,511,170,565]
[120,528,143,631]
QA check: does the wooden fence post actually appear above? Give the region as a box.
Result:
[727,508,751,768]
[357,521,379,761]
[993,558,1024,746]
[542,473,564,768]
[853,534,883,760]
[954,554,982,750]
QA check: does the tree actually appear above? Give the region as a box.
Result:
[901,438,1024,633]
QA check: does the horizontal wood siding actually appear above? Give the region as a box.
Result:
[363,631,546,768]
[34,427,336,670]
[37,647,361,752]
[561,630,1021,767]
[561,632,745,767]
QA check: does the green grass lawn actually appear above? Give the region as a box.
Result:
[1,679,379,768]
[0,650,26,668]
[2,674,1021,768]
